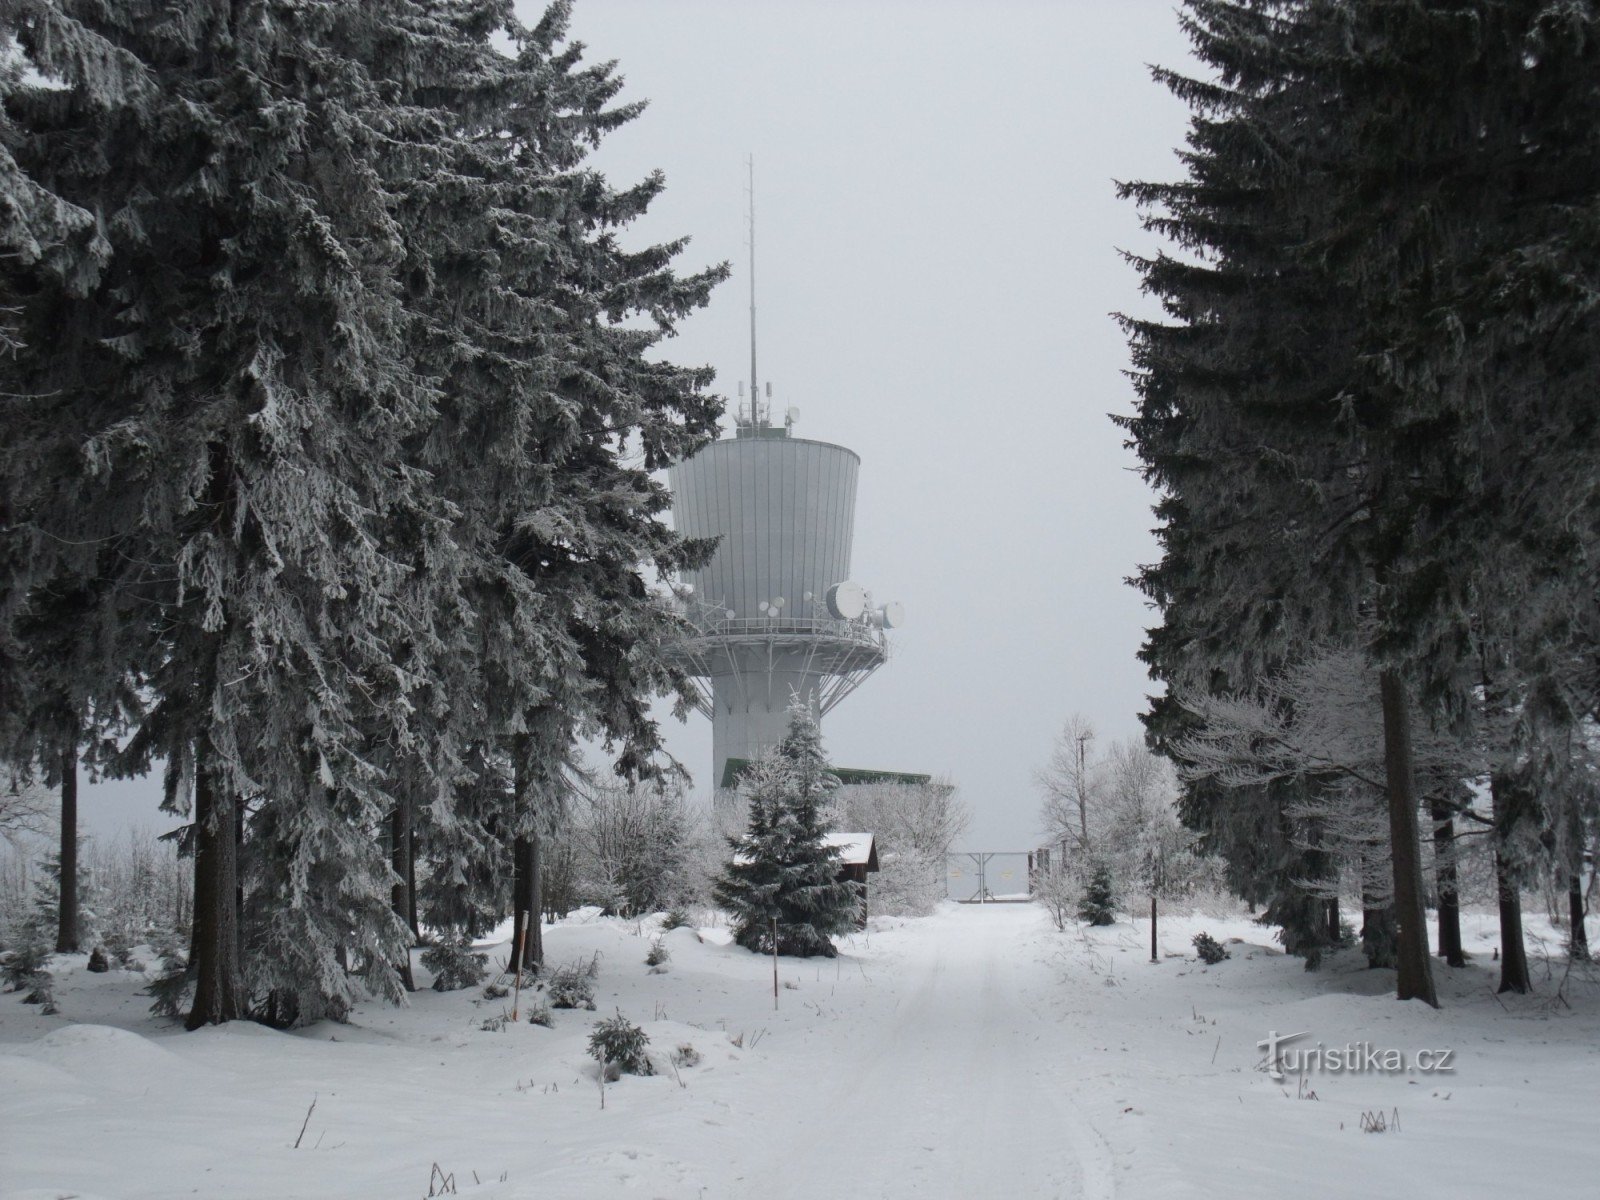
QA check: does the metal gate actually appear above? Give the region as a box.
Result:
[946,851,1033,903]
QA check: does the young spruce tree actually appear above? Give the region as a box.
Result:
[715,701,859,957]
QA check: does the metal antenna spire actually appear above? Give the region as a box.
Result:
[746,154,759,427]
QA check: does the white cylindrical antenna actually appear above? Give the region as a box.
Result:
[747,154,759,426]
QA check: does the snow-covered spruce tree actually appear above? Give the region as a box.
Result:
[1311,0,1600,991]
[2,0,724,1027]
[2,916,56,1010]
[769,702,862,952]
[1078,862,1116,927]
[369,0,724,980]
[29,847,99,955]
[1457,1,1600,987]
[1119,0,1428,995]
[712,756,792,952]
[1,2,494,1028]
[1122,1,1600,1005]
[715,702,859,957]
[1,671,92,956]
[0,2,152,962]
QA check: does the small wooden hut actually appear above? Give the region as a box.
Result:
[826,832,879,928]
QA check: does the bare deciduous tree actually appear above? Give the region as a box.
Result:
[831,779,968,916]
[0,777,50,846]
[570,776,694,918]
[1036,715,1097,857]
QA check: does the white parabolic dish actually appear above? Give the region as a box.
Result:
[826,580,867,621]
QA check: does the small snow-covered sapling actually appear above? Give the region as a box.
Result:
[588,1010,653,1076]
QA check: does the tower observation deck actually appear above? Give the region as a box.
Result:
[667,404,900,788]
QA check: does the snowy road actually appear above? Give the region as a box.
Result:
[745,904,1115,1200]
[6,901,1600,1199]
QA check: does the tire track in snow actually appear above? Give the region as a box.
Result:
[747,905,1117,1200]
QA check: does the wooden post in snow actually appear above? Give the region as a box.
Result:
[511,911,529,1020]
[771,916,779,1010]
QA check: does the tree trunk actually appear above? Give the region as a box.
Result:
[1377,668,1439,1007]
[1487,770,1531,994]
[407,829,419,939]
[1477,649,1530,993]
[1494,843,1530,992]
[234,793,245,963]
[1569,876,1589,961]
[527,825,542,966]
[55,744,79,954]
[509,830,545,975]
[1430,796,1464,967]
[187,754,244,1029]
[1325,896,1341,943]
[509,739,545,975]
[391,799,415,991]
[511,837,534,976]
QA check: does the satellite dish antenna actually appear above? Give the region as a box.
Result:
[725,609,736,620]
[773,596,786,609]
[879,601,906,629]
[759,601,771,614]
[802,590,813,602]
[825,581,867,621]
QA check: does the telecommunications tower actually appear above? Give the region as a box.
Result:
[668,160,904,787]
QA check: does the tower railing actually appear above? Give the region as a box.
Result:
[664,607,888,723]
[678,614,886,650]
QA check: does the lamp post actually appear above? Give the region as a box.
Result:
[1075,733,1092,854]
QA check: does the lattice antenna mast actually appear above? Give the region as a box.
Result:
[746,154,761,427]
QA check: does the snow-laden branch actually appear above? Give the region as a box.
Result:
[1171,646,1482,795]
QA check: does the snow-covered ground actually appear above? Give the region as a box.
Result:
[3,902,1597,1199]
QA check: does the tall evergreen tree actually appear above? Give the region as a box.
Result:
[1119,0,1403,982]
[1122,0,1600,1004]
[2,0,725,1026]
[371,0,724,980]
[0,0,154,961]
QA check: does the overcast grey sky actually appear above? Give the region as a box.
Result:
[79,1,1199,854]
[556,0,1199,849]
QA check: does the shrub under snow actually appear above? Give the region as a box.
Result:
[588,1010,653,1076]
